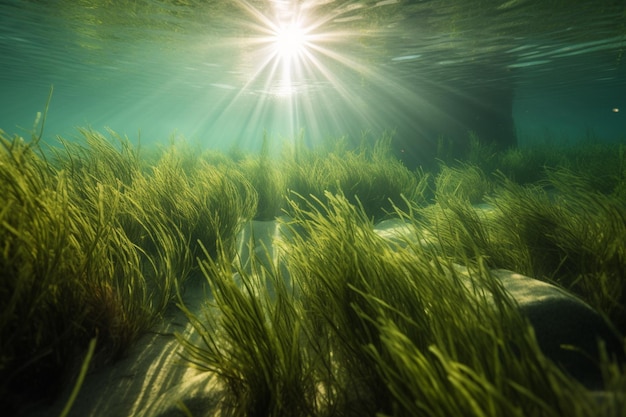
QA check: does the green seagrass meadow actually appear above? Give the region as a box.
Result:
[2,120,626,416]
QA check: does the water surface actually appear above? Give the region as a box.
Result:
[1,0,624,155]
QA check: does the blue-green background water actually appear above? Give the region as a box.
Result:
[1,0,624,159]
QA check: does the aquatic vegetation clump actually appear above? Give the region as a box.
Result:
[484,170,626,329]
[434,162,492,204]
[237,135,285,220]
[179,191,626,417]
[126,143,257,262]
[282,134,420,222]
[416,163,626,333]
[537,168,626,326]
[178,241,315,417]
[0,130,153,409]
[0,128,258,413]
[55,128,142,187]
[2,123,625,415]
[473,139,626,191]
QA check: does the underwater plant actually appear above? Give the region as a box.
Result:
[2,121,625,417]
[414,161,626,335]
[281,133,420,222]
[178,190,626,417]
[237,134,286,221]
[0,127,258,414]
[434,161,492,204]
[0,129,154,410]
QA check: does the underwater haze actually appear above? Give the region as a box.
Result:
[1,0,625,160]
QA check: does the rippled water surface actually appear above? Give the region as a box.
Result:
[1,0,624,153]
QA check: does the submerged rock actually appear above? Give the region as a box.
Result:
[474,268,624,389]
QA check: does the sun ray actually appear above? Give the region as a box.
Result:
[191,0,432,150]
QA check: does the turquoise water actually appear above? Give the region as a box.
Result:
[1,0,624,161]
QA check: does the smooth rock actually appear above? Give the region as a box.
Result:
[454,265,624,389]
[492,268,624,389]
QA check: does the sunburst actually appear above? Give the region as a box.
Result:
[197,0,426,151]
